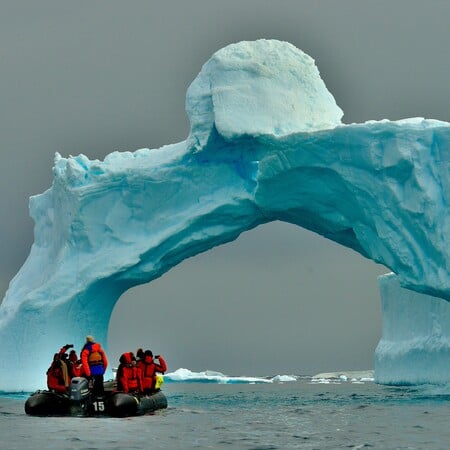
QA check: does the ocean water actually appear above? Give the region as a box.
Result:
[1,372,450,450]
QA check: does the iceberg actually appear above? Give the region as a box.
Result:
[375,274,450,385]
[0,39,449,390]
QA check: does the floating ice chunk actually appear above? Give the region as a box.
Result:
[270,375,297,382]
[165,368,272,384]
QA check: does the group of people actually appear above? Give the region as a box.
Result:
[116,348,167,395]
[46,336,108,396]
[46,335,167,398]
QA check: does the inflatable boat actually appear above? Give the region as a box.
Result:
[25,377,168,417]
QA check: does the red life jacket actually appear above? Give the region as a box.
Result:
[47,360,69,393]
[118,352,142,393]
[67,352,83,378]
[141,355,167,391]
[68,360,83,378]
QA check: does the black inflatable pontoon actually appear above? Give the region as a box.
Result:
[25,377,167,417]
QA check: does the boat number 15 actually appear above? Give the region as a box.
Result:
[93,401,105,412]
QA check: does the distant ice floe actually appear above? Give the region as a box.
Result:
[270,374,298,383]
[164,368,374,384]
[311,370,374,384]
[165,368,298,384]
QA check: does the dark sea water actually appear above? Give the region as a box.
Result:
[1,378,450,449]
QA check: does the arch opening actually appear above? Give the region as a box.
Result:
[109,222,388,376]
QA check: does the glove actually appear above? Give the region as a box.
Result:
[64,344,74,349]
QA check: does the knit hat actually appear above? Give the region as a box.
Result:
[86,335,95,343]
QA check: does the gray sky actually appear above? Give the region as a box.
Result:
[1,1,449,376]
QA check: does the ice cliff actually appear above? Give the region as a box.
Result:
[0,39,449,390]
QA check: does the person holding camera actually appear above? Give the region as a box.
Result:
[137,350,167,395]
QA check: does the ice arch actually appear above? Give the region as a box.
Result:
[0,40,449,390]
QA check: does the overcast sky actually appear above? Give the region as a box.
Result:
[1,1,449,376]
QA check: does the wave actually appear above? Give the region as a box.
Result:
[0,391,30,399]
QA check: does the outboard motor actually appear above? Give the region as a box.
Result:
[70,376,108,415]
[70,377,90,402]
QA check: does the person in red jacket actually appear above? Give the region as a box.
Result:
[47,352,70,394]
[67,350,84,378]
[80,335,108,397]
[139,350,167,395]
[116,352,142,394]
[46,344,74,393]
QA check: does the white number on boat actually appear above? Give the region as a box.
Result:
[93,401,105,412]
